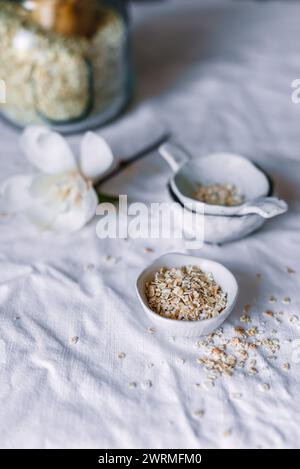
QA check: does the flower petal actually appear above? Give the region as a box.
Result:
[29,173,62,199]
[21,126,77,174]
[1,175,34,212]
[82,186,99,224]
[80,132,114,182]
[51,187,98,234]
[25,201,58,231]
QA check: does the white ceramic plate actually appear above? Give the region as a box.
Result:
[136,252,238,337]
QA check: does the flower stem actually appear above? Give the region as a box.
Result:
[95,131,171,193]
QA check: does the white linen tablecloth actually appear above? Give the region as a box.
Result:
[1,0,300,449]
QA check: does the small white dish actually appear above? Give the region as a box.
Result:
[160,142,288,244]
[136,252,238,337]
[160,142,287,218]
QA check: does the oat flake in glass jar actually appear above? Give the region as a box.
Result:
[0,0,132,133]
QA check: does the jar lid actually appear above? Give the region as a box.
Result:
[23,0,100,37]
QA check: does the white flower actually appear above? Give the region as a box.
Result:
[1,126,114,233]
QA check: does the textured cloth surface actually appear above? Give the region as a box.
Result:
[1,0,300,449]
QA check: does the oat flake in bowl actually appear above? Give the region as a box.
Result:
[193,183,244,207]
[145,265,227,321]
[136,253,238,337]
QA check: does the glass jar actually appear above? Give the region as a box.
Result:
[0,0,132,133]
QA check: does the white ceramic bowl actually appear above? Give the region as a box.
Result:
[160,143,287,243]
[136,252,238,337]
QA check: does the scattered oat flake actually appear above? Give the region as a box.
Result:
[269,296,277,304]
[193,306,289,381]
[248,343,257,350]
[144,247,154,253]
[146,327,157,334]
[141,379,152,390]
[246,327,258,337]
[282,362,290,371]
[118,352,126,359]
[237,350,248,360]
[70,336,79,345]
[234,327,246,336]
[128,382,137,389]
[264,310,274,318]
[259,383,270,392]
[104,255,119,265]
[194,409,205,418]
[286,267,295,274]
[212,347,226,357]
[230,337,241,346]
[282,297,291,304]
[240,314,251,324]
[289,315,299,323]
[261,338,280,354]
